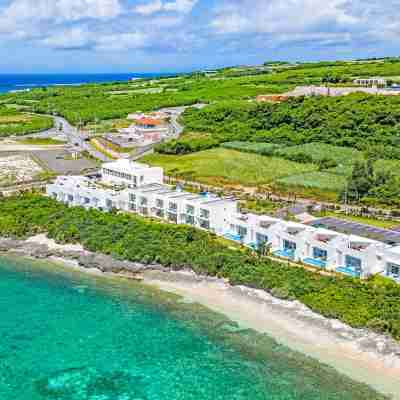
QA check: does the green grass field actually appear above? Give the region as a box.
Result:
[276,171,347,192]
[142,148,317,187]
[0,110,53,137]
[275,143,364,165]
[17,137,66,145]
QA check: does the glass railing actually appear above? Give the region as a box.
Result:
[336,266,361,278]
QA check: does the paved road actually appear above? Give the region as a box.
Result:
[159,103,206,139]
[53,116,112,162]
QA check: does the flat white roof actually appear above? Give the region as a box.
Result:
[102,159,153,172]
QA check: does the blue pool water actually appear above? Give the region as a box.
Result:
[0,256,386,399]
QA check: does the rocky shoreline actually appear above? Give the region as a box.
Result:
[0,236,168,276]
[1,235,400,398]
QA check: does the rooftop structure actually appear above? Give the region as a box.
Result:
[309,217,400,245]
[101,159,163,188]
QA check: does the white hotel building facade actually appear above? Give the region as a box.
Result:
[47,160,400,283]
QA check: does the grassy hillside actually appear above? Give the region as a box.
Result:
[142,148,317,187]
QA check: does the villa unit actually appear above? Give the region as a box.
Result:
[353,77,387,87]
[47,176,123,211]
[46,160,400,283]
[118,184,237,235]
[101,159,163,188]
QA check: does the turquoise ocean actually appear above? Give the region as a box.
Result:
[0,255,387,400]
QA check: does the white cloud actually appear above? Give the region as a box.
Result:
[163,0,197,13]
[1,0,122,25]
[211,0,359,35]
[40,27,92,49]
[134,0,197,15]
[134,0,163,15]
[95,32,149,51]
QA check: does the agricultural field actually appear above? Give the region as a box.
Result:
[144,142,391,199]
[142,148,317,187]
[274,143,364,166]
[222,141,282,155]
[0,107,53,137]
[276,171,347,192]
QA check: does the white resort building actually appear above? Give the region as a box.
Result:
[101,159,163,188]
[47,159,400,284]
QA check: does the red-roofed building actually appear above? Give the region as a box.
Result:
[136,118,163,128]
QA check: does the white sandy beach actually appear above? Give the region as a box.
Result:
[5,234,400,399]
[142,270,400,400]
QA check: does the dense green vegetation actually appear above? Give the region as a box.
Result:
[342,159,400,207]
[167,95,400,154]
[1,193,400,341]
[3,58,400,205]
[4,58,400,127]
[1,75,290,125]
[0,106,53,137]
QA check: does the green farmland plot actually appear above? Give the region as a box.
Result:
[277,171,347,192]
[143,148,317,187]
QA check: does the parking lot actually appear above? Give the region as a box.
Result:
[32,150,98,175]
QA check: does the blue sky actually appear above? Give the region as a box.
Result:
[0,0,398,73]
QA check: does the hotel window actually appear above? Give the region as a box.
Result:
[186,215,195,225]
[388,264,400,277]
[169,202,177,212]
[199,219,210,230]
[186,205,195,215]
[156,199,164,208]
[200,209,209,219]
[237,226,247,238]
[283,240,296,251]
[313,247,327,261]
[129,194,136,202]
[168,212,178,223]
[256,233,268,245]
[140,197,148,206]
[345,255,362,270]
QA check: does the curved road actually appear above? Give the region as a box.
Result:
[53,116,112,162]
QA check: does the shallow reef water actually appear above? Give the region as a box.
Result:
[0,256,388,399]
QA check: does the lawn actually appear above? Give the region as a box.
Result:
[142,148,317,187]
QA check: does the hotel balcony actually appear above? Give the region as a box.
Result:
[223,231,243,242]
[336,266,361,278]
[273,248,295,260]
[302,257,327,269]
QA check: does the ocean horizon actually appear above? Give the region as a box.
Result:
[0,72,180,93]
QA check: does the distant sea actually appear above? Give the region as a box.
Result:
[0,73,177,93]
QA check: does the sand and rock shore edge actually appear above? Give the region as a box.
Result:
[1,234,400,399]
